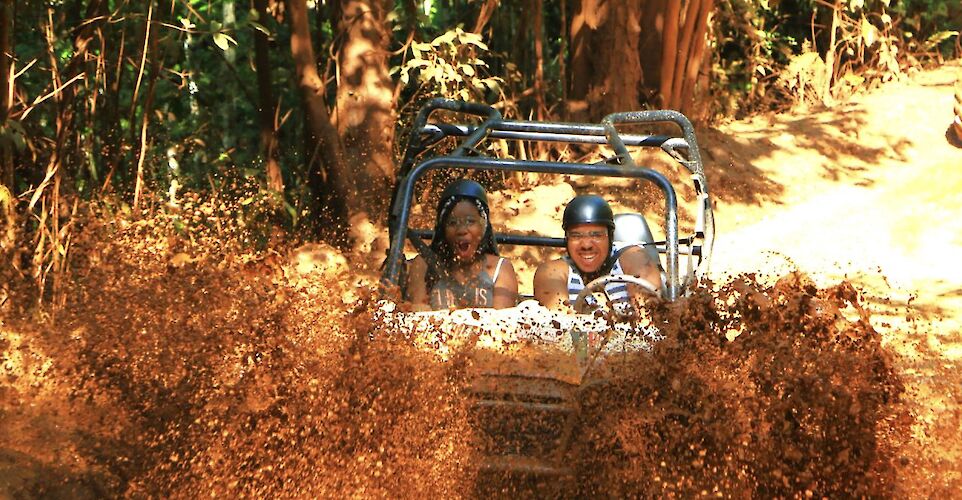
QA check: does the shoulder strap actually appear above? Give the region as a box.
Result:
[492,257,505,282]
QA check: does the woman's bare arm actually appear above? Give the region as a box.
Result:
[492,257,519,309]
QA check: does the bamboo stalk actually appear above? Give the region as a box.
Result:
[132,1,154,210]
[1,0,15,191]
[129,2,152,125]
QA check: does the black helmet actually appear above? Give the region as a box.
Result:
[437,179,488,213]
[562,195,615,231]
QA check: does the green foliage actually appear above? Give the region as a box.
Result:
[712,0,800,116]
[396,27,503,102]
[713,0,959,115]
[7,0,960,219]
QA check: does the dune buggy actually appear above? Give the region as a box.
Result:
[378,99,714,489]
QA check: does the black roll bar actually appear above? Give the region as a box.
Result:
[384,156,682,300]
[389,99,502,245]
[397,98,501,178]
[603,110,714,269]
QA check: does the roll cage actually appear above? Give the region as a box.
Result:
[382,99,715,301]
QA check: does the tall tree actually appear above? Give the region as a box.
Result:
[253,0,284,193]
[678,0,714,115]
[334,0,395,215]
[568,0,644,120]
[659,0,681,108]
[287,0,351,238]
[659,0,714,116]
[669,0,701,108]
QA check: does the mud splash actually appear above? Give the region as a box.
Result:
[572,274,907,496]
[1,207,908,497]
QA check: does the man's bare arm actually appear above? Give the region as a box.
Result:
[618,246,664,296]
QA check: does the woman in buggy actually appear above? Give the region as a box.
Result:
[405,179,519,311]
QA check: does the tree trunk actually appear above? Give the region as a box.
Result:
[517,5,531,88]
[825,0,841,103]
[287,0,351,239]
[0,0,13,191]
[335,0,395,215]
[472,0,499,35]
[568,0,594,110]
[532,0,546,120]
[635,0,663,104]
[679,0,713,116]
[670,0,701,108]
[567,0,643,120]
[659,0,681,108]
[253,0,283,193]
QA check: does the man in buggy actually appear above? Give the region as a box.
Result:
[534,195,663,313]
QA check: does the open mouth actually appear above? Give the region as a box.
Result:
[576,251,603,271]
[579,252,598,263]
[456,240,473,255]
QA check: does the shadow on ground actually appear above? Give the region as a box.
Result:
[700,105,914,205]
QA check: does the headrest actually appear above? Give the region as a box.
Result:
[613,213,655,244]
[613,213,661,268]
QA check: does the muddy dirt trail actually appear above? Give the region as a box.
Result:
[1,62,960,497]
[707,61,962,494]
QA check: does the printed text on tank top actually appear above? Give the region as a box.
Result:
[429,256,505,310]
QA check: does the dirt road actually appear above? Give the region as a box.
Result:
[707,61,962,494]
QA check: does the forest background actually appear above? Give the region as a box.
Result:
[0,0,959,303]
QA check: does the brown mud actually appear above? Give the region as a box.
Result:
[1,213,908,497]
[3,63,962,497]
